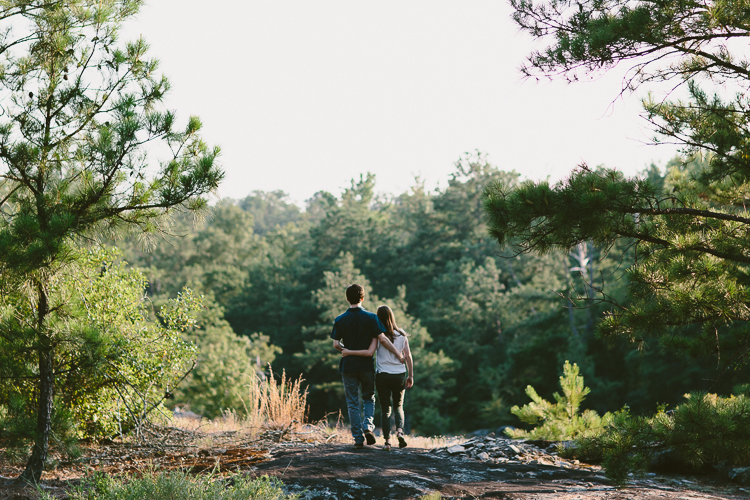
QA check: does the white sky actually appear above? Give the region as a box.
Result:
[122,0,679,205]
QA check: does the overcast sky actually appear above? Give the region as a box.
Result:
[122,1,679,205]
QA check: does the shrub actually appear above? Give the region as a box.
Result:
[59,470,297,500]
[506,361,611,441]
[0,249,200,446]
[575,392,750,482]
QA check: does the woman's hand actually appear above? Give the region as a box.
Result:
[341,349,352,357]
[405,376,414,389]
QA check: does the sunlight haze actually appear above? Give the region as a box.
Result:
[123,1,679,204]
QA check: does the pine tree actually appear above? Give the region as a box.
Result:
[484,1,750,374]
[0,1,222,482]
[507,361,610,441]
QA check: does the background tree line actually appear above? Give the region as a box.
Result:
[117,153,748,436]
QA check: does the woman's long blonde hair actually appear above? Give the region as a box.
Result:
[377,305,408,343]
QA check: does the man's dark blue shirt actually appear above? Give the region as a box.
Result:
[330,306,386,373]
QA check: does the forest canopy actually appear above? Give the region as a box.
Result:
[118,155,749,437]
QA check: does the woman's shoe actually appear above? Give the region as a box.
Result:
[396,430,407,448]
[383,441,391,451]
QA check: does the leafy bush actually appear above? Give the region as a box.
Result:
[58,471,296,500]
[506,361,611,441]
[0,396,81,463]
[0,248,200,445]
[574,392,750,482]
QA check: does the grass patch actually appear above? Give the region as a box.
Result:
[418,493,443,500]
[56,470,296,500]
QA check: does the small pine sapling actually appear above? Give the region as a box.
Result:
[507,361,611,441]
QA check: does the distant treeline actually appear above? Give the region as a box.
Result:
[119,154,748,435]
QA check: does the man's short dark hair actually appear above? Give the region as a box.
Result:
[346,284,365,304]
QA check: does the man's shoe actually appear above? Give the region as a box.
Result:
[364,431,376,445]
[354,442,365,449]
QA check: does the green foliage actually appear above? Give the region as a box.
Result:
[0,248,200,441]
[239,190,304,235]
[511,0,750,86]
[0,396,81,463]
[485,1,750,393]
[0,0,222,480]
[483,162,750,369]
[61,471,296,500]
[0,1,223,276]
[173,298,281,419]
[575,392,750,482]
[507,361,611,441]
[116,154,744,435]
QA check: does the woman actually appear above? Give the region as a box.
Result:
[342,305,414,450]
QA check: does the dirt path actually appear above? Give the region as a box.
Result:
[252,443,749,500]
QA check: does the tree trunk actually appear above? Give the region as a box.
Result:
[19,347,54,483]
[20,284,53,484]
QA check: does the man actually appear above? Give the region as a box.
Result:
[331,283,404,448]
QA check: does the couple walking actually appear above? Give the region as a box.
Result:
[331,283,414,450]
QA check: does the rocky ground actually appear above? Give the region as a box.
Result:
[251,437,749,500]
[1,433,748,499]
[436,434,750,487]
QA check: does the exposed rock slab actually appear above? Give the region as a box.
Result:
[252,442,744,500]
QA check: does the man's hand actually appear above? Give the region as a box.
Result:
[377,333,403,361]
[398,351,406,364]
[405,376,414,389]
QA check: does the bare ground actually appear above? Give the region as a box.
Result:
[0,441,748,500]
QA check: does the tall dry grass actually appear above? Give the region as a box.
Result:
[169,370,308,447]
[244,370,308,432]
[170,371,463,450]
[407,435,465,449]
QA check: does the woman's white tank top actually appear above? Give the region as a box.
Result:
[376,330,407,374]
